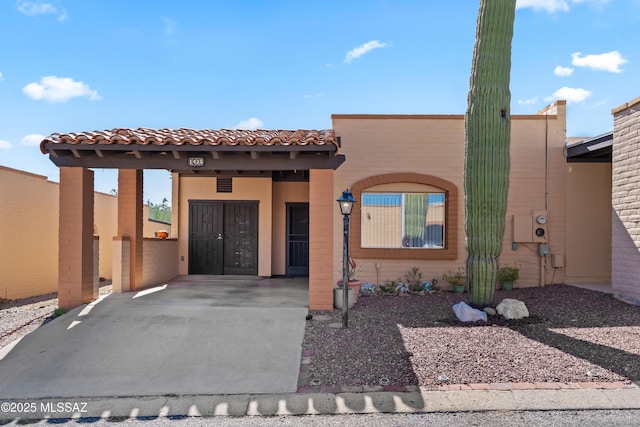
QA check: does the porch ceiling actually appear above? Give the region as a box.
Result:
[39,128,345,172]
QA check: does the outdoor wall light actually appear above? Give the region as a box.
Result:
[337,189,356,216]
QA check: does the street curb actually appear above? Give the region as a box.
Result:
[2,387,640,420]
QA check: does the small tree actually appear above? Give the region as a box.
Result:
[464,0,516,307]
[147,197,172,223]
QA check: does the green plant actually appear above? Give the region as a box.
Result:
[348,258,359,281]
[379,279,396,295]
[442,268,466,287]
[404,267,424,293]
[464,0,516,307]
[497,264,519,282]
[54,308,66,317]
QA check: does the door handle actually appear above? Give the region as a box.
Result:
[217,233,223,240]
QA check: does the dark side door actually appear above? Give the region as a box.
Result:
[286,203,309,276]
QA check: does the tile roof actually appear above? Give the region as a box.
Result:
[40,128,337,154]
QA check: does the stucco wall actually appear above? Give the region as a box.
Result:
[94,192,118,281]
[0,166,171,300]
[177,176,273,277]
[565,162,612,283]
[271,181,309,276]
[611,96,640,305]
[0,167,59,300]
[331,101,567,289]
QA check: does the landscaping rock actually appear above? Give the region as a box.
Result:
[496,298,529,319]
[452,301,487,322]
[484,307,496,316]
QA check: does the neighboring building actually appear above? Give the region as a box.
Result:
[611,97,640,305]
[36,97,640,310]
[565,132,612,287]
[0,166,171,301]
[564,95,640,306]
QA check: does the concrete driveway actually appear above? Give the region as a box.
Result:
[0,276,309,399]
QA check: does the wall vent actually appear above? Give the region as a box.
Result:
[216,177,233,193]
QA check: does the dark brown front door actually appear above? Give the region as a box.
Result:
[189,201,258,275]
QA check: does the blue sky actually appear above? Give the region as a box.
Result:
[1,0,638,203]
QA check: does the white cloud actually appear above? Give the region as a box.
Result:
[545,86,592,104]
[22,76,101,103]
[344,40,390,64]
[554,65,574,76]
[234,117,264,130]
[304,93,323,99]
[516,0,611,12]
[571,51,628,73]
[17,1,67,21]
[0,72,3,81]
[516,0,570,12]
[518,97,539,105]
[20,133,45,146]
[0,140,11,150]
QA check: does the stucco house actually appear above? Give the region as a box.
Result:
[38,97,640,310]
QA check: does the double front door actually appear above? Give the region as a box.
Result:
[189,201,258,275]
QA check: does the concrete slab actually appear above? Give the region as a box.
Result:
[0,276,309,399]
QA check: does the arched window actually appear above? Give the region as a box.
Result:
[350,173,458,260]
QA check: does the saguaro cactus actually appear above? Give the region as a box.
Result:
[464,0,516,307]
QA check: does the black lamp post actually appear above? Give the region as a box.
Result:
[337,189,356,328]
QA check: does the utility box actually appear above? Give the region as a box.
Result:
[551,254,564,268]
[532,210,548,243]
[512,215,533,242]
[538,243,550,256]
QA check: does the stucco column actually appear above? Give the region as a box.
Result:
[308,169,335,310]
[171,172,179,239]
[118,169,143,291]
[58,167,95,309]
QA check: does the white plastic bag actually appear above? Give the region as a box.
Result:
[452,301,488,322]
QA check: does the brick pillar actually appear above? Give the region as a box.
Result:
[92,235,100,300]
[112,237,131,293]
[118,169,143,291]
[308,169,335,310]
[58,167,95,309]
[170,172,179,239]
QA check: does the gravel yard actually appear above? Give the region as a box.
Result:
[2,283,638,391]
[303,285,640,389]
[0,284,112,350]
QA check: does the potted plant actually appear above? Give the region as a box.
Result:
[442,268,466,293]
[336,258,362,302]
[497,264,519,290]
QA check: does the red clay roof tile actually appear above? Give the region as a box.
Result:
[40,128,337,154]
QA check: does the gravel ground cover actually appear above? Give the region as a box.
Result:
[0,284,112,350]
[2,283,638,391]
[303,285,640,389]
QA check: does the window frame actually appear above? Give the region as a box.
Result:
[350,173,458,260]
